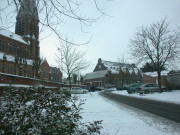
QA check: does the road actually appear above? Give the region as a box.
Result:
[100,90,180,123]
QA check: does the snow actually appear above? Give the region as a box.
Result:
[5,55,15,62]
[0,83,32,88]
[101,60,139,75]
[84,70,108,80]
[102,60,120,74]
[113,90,180,105]
[27,59,33,65]
[0,52,33,65]
[0,29,28,45]
[78,92,180,135]
[143,70,169,77]
[0,53,4,59]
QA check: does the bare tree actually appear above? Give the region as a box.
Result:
[129,18,180,92]
[56,41,89,89]
[72,73,77,84]
[117,56,128,88]
[33,57,42,79]
[0,0,109,45]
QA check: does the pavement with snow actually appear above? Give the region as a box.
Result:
[76,91,180,135]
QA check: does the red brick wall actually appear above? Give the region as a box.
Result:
[143,74,166,86]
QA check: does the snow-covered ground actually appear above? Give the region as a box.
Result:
[113,90,180,105]
[77,92,180,135]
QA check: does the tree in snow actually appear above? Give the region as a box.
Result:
[56,41,89,89]
[15,56,26,76]
[0,0,109,45]
[117,56,129,89]
[33,57,42,79]
[80,75,84,85]
[0,87,103,134]
[129,18,180,92]
[73,73,78,84]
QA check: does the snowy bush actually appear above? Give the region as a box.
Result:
[0,87,103,135]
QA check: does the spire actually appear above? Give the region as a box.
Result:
[15,0,40,59]
[17,0,39,20]
[15,0,39,38]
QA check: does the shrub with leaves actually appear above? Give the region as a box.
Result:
[0,87,103,135]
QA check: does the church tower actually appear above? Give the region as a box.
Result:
[15,0,40,59]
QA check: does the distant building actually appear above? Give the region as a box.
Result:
[166,71,180,90]
[84,70,109,87]
[84,58,142,87]
[50,67,62,83]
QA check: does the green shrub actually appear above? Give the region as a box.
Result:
[0,88,103,135]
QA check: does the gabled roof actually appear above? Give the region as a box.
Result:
[101,60,139,75]
[50,67,61,74]
[0,29,28,44]
[84,70,108,81]
[102,60,120,74]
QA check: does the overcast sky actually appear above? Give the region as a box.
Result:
[38,0,180,74]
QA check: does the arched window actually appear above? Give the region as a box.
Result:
[17,21,22,34]
[22,21,25,35]
[8,43,15,55]
[33,24,36,37]
[30,22,33,36]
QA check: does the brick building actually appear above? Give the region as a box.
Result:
[0,0,50,81]
[50,67,63,83]
[84,70,109,87]
[84,58,142,87]
[143,71,169,86]
[166,71,180,90]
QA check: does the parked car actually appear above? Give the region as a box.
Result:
[71,87,88,94]
[127,83,142,93]
[95,87,103,91]
[82,86,94,92]
[136,83,166,94]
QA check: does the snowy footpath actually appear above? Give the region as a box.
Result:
[77,91,180,135]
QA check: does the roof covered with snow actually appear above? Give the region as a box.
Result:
[0,29,28,44]
[84,70,108,81]
[143,70,169,77]
[0,52,33,66]
[101,60,139,75]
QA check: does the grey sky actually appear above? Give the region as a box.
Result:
[38,0,180,73]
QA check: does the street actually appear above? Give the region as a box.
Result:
[100,90,180,123]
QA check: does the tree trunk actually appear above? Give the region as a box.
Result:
[68,74,72,91]
[157,70,162,93]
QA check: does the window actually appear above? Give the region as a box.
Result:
[8,43,15,55]
[43,71,49,79]
[18,21,22,34]
[30,22,33,36]
[22,21,25,35]
[33,25,36,36]
[7,67,14,74]
[27,70,32,78]
[0,39,5,52]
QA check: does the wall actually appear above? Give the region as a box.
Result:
[143,74,167,86]
[167,73,180,90]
